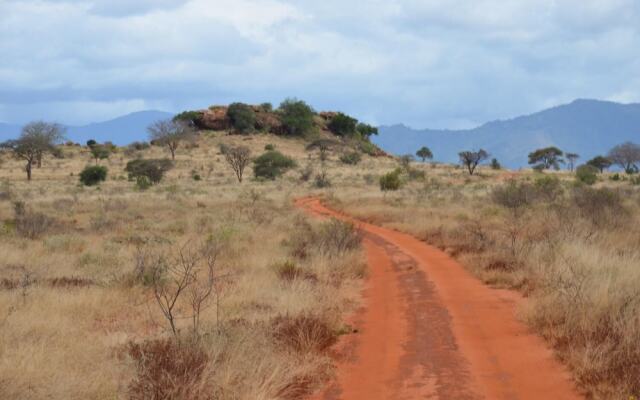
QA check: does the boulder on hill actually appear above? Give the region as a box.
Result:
[197,106,231,131]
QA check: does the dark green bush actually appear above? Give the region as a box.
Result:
[576,164,598,185]
[380,170,401,192]
[339,152,361,165]
[253,151,297,180]
[125,159,173,184]
[490,158,501,170]
[356,123,378,138]
[278,98,315,136]
[227,103,256,134]
[264,144,275,151]
[172,110,202,125]
[79,165,108,186]
[328,113,357,136]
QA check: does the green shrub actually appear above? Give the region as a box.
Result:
[576,164,598,185]
[227,102,256,134]
[264,144,275,151]
[79,165,108,186]
[172,110,202,125]
[339,152,361,165]
[260,102,273,112]
[135,176,152,190]
[125,159,173,184]
[278,98,315,136]
[380,170,401,192]
[328,113,357,136]
[359,141,380,156]
[490,158,501,170]
[253,151,297,180]
[610,173,621,181]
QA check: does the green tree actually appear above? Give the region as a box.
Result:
[328,113,357,136]
[0,121,65,180]
[278,98,315,137]
[586,156,612,173]
[125,159,173,184]
[490,158,502,170]
[253,151,297,180]
[458,149,489,175]
[565,152,579,172]
[356,123,378,138]
[172,110,202,126]
[416,146,433,162]
[90,144,110,164]
[528,146,564,170]
[227,103,256,134]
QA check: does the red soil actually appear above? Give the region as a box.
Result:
[296,197,582,400]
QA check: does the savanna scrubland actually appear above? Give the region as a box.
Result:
[1,103,639,399]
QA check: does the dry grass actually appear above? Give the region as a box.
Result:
[0,132,367,399]
[330,163,640,399]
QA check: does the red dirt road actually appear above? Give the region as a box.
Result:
[296,197,582,400]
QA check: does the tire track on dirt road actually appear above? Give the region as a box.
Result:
[296,197,582,400]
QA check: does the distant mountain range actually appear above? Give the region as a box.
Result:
[1,100,639,168]
[374,99,640,168]
[0,110,174,145]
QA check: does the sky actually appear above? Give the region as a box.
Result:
[1,0,639,128]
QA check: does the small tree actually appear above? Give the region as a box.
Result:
[253,151,296,180]
[380,170,401,193]
[416,146,433,162]
[607,142,640,174]
[148,119,195,160]
[278,98,315,137]
[458,149,489,175]
[90,144,110,164]
[224,146,251,183]
[86,139,97,147]
[125,159,173,184]
[528,146,564,170]
[0,121,65,180]
[356,123,378,138]
[227,103,256,134]
[328,113,357,136]
[586,156,612,173]
[79,165,108,186]
[565,152,579,172]
[490,158,501,170]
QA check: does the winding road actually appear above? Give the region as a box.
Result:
[296,197,582,400]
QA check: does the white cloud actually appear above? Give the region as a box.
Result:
[0,0,639,126]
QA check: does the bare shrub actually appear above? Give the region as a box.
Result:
[572,187,628,230]
[126,338,213,400]
[224,146,251,183]
[316,219,362,256]
[272,314,337,354]
[13,201,54,239]
[273,260,317,282]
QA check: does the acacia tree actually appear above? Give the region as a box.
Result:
[528,146,564,170]
[587,156,612,173]
[90,144,110,165]
[565,152,579,172]
[459,149,489,175]
[607,142,640,174]
[0,121,65,180]
[148,119,194,160]
[416,146,433,162]
[224,146,251,183]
